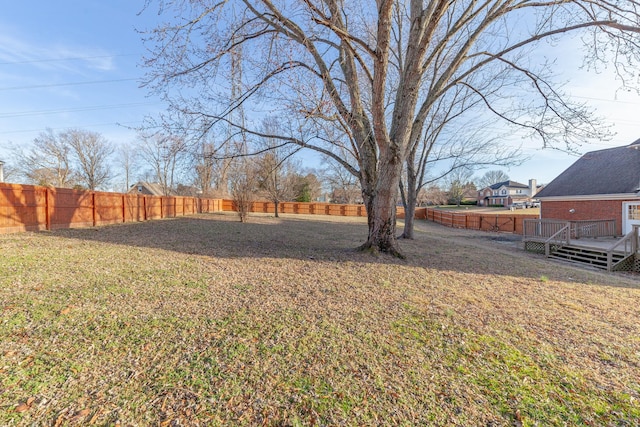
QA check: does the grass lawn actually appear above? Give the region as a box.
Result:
[1,213,639,426]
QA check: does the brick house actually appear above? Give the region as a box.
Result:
[477,179,540,207]
[535,139,640,236]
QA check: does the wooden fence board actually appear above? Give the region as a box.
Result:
[0,183,225,234]
[425,208,537,235]
[1,182,436,235]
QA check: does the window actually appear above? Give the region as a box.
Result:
[501,189,507,195]
[629,205,640,220]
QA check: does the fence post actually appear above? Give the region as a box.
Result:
[45,188,51,231]
[92,192,97,227]
[122,194,126,223]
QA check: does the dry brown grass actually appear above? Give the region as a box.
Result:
[1,212,639,426]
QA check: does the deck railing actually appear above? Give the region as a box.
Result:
[606,225,639,271]
[523,219,570,241]
[569,219,617,239]
[544,224,571,257]
[523,219,617,241]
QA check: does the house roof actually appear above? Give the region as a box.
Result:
[129,181,175,196]
[488,180,529,190]
[536,139,640,198]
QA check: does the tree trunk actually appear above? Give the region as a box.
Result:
[401,149,418,240]
[359,151,404,257]
[274,199,279,218]
[402,191,416,240]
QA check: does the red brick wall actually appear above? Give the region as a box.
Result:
[541,199,637,236]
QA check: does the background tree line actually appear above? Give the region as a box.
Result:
[3,127,520,212]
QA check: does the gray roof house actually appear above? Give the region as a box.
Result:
[535,139,640,236]
[128,182,176,197]
[477,179,540,207]
[535,139,640,198]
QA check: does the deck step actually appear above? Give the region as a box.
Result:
[549,245,625,270]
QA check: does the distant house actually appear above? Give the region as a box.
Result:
[128,182,176,197]
[535,139,640,236]
[477,179,540,207]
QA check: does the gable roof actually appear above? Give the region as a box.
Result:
[536,139,640,198]
[488,180,529,190]
[129,181,176,196]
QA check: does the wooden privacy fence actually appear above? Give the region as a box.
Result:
[0,182,432,235]
[0,183,223,234]
[221,199,428,219]
[222,199,368,216]
[426,207,538,234]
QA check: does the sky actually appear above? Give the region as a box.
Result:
[0,1,163,170]
[1,1,639,187]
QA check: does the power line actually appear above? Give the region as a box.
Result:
[572,94,640,105]
[0,78,138,91]
[0,121,143,136]
[0,53,140,66]
[0,102,162,119]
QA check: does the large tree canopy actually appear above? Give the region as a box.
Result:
[143,0,640,255]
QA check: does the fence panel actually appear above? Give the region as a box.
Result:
[124,194,143,222]
[0,184,48,232]
[50,188,94,229]
[426,208,537,235]
[94,192,125,225]
[0,183,226,234]
[145,196,163,220]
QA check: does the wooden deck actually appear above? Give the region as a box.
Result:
[522,219,639,271]
[556,237,622,252]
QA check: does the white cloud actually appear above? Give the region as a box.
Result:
[0,31,116,74]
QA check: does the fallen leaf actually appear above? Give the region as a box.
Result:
[69,408,90,422]
[15,403,30,413]
[60,306,72,315]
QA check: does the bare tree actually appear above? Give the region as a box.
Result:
[138,133,187,196]
[419,185,448,206]
[254,117,300,217]
[478,170,510,189]
[143,1,640,255]
[322,157,362,204]
[293,172,323,202]
[400,93,524,238]
[229,157,258,223]
[192,140,216,197]
[444,168,476,207]
[256,151,295,217]
[0,160,17,183]
[11,129,76,188]
[116,142,139,192]
[64,129,114,191]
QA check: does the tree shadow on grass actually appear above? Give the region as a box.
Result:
[38,212,640,288]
